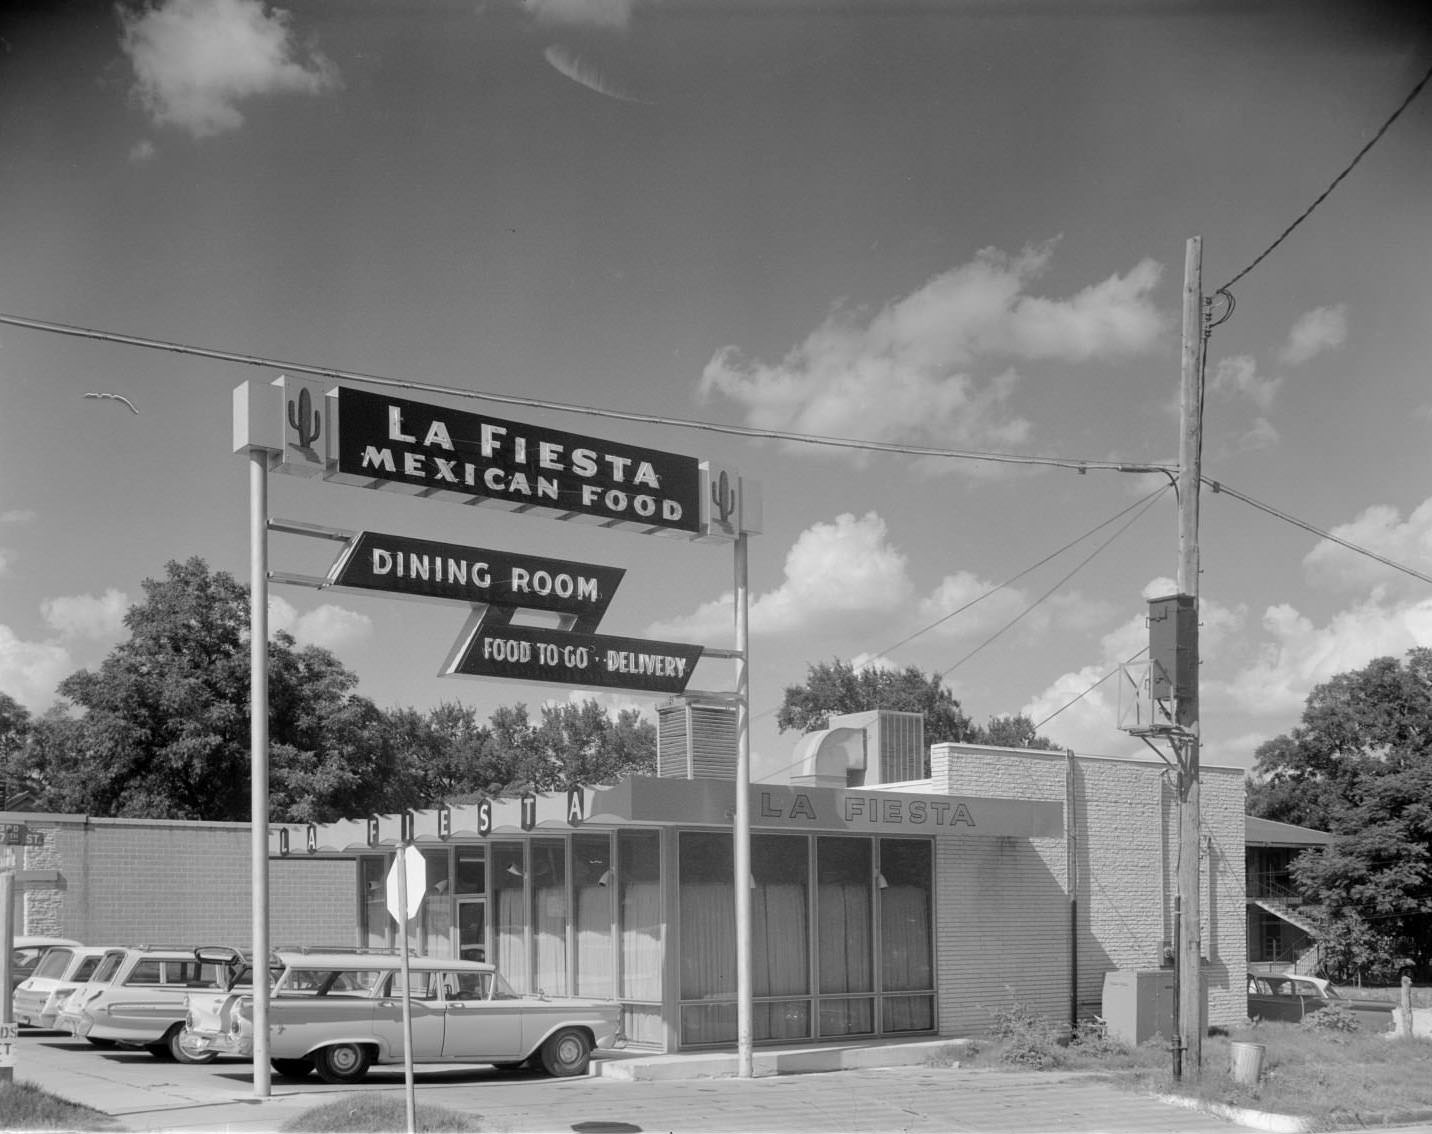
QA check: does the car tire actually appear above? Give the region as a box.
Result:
[314,1043,372,1084]
[271,1058,315,1079]
[539,1028,592,1077]
[168,1025,218,1064]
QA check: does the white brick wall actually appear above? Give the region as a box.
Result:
[929,744,1246,1034]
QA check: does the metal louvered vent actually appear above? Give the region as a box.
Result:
[656,699,737,780]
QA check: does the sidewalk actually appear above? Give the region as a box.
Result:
[11,1031,1252,1133]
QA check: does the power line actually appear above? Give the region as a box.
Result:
[1206,478,1432,589]
[0,309,1174,476]
[1031,646,1149,733]
[863,485,1173,664]
[1219,60,1432,294]
[938,484,1171,680]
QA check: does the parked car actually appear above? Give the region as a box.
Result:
[10,936,82,989]
[57,944,240,1062]
[183,948,624,1083]
[13,945,113,1029]
[1246,972,1396,1029]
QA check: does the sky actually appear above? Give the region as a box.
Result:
[2,0,1432,786]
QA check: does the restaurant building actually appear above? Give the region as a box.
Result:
[3,708,1248,1053]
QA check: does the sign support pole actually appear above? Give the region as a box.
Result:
[733,532,752,1078]
[249,451,272,1098]
[395,845,417,1134]
[0,870,13,1085]
[1175,236,1205,1076]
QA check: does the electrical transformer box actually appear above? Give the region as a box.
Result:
[1147,593,1197,706]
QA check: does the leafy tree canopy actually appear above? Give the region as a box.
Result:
[777,659,976,743]
[1247,648,1432,980]
[12,558,404,823]
[3,558,658,823]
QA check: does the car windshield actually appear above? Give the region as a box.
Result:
[33,949,75,980]
[278,968,386,996]
[91,952,125,983]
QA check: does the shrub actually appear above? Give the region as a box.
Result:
[1302,1004,1360,1033]
[985,989,1064,1069]
[1069,1016,1130,1059]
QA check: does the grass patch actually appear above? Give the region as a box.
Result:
[0,1080,122,1131]
[280,1094,481,1132]
[954,990,1432,1128]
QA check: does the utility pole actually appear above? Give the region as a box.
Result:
[1176,236,1206,1074]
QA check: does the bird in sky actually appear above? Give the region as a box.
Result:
[83,391,139,414]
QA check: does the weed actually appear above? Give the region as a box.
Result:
[0,1081,120,1131]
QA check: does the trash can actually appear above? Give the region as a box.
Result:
[1229,1040,1266,1086]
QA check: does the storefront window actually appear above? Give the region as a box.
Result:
[878,838,934,1032]
[531,837,568,995]
[573,833,613,998]
[679,831,734,1044]
[817,836,874,1037]
[417,850,452,958]
[492,842,526,991]
[618,829,662,1045]
[455,848,486,894]
[359,856,387,949]
[752,834,810,1041]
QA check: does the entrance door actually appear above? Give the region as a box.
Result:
[457,899,486,963]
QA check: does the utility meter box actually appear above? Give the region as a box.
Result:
[1102,970,1176,1045]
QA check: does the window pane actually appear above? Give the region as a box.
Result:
[492,842,527,991]
[752,834,808,997]
[679,832,734,1000]
[619,830,662,1002]
[574,833,613,998]
[879,839,933,994]
[817,837,872,995]
[755,998,811,1042]
[819,997,875,1037]
[455,848,486,895]
[882,993,935,1033]
[359,856,388,949]
[532,838,568,995]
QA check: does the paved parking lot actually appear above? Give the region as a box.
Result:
[8,1030,1256,1134]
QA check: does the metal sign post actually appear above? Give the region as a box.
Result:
[387,843,425,1134]
[249,450,271,1098]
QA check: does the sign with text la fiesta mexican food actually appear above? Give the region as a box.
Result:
[329,386,704,535]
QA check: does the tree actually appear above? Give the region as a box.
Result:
[777,659,975,743]
[971,714,1059,751]
[18,558,408,823]
[0,692,33,808]
[1247,648,1432,981]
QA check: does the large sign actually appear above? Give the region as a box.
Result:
[332,387,703,535]
[328,531,624,631]
[445,610,702,695]
[235,378,759,542]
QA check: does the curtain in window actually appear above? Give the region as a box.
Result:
[817,837,872,996]
[492,842,526,992]
[532,839,568,995]
[619,830,662,1003]
[574,833,613,998]
[679,831,736,1041]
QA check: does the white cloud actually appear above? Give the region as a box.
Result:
[1210,354,1282,411]
[0,626,73,712]
[1220,596,1432,719]
[523,0,634,28]
[118,0,339,138]
[1237,416,1280,451]
[268,597,373,652]
[0,510,35,525]
[915,572,1113,641]
[700,244,1164,454]
[1277,304,1347,367]
[0,550,11,578]
[1303,497,1432,595]
[647,511,913,641]
[129,139,158,162]
[41,589,130,640]
[543,44,644,102]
